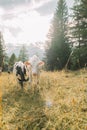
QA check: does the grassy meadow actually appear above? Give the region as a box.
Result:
[0,70,87,130]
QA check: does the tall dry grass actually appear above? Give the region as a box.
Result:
[0,70,87,130]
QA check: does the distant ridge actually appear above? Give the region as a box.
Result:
[6,42,45,59]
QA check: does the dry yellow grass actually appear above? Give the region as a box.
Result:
[0,70,87,130]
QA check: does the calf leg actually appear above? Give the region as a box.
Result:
[18,80,23,89]
[37,74,40,84]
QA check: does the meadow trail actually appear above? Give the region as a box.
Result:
[0,70,87,130]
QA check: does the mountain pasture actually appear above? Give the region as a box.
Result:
[0,70,87,130]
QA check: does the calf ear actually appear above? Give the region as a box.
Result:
[38,61,44,66]
[24,61,31,66]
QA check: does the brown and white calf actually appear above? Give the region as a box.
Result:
[24,55,44,85]
[0,67,2,75]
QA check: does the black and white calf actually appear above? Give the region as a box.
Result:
[13,61,29,88]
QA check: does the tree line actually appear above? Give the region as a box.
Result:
[45,0,87,71]
[0,35,28,72]
[0,0,87,71]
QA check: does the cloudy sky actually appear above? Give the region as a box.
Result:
[0,0,74,45]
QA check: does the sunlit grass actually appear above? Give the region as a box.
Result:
[0,70,87,130]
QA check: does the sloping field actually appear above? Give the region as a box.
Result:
[0,70,87,130]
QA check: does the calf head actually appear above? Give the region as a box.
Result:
[25,61,44,75]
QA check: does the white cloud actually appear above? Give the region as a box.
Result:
[3,28,16,44]
[31,0,53,9]
[0,0,74,46]
[15,11,52,43]
[1,7,53,44]
[0,0,55,45]
[0,7,5,16]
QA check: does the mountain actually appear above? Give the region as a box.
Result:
[5,42,45,59]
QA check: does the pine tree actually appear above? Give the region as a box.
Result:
[7,53,17,72]
[18,45,28,62]
[71,0,87,46]
[70,0,87,69]
[71,0,82,47]
[0,32,5,67]
[9,53,16,66]
[46,0,71,70]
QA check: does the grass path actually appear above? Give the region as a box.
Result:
[0,73,2,129]
[0,70,87,130]
[0,87,2,128]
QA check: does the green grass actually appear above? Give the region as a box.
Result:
[0,70,87,130]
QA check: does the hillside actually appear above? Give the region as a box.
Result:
[6,42,45,59]
[0,70,87,130]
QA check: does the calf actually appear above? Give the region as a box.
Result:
[0,67,2,75]
[13,61,29,88]
[24,55,44,85]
